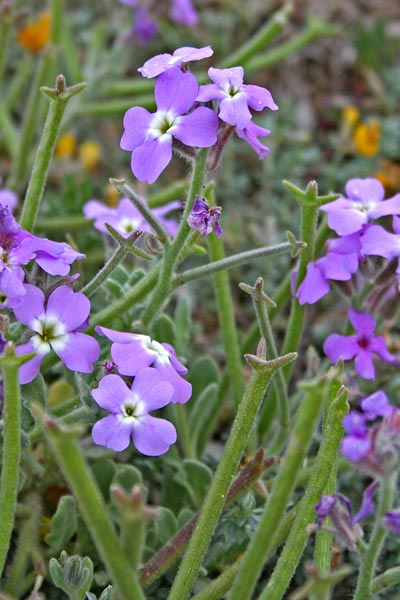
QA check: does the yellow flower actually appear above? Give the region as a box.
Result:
[342,106,360,127]
[55,133,77,159]
[374,160,400,194]
[17,11,51,53]
[105,183,120,206]
[79,141,101,171]
[353,120,380,157]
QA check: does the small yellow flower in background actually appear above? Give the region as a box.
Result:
[374,160,400,194]
[342,106,360,127]
[17,11,51,53]
[353,119,380,157]
[105,183,120,206]
[79,141,101,171]
[55,133,77,159]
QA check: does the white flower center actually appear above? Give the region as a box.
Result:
[223,82,243,98]
[31,313,68,355]
[139,335,170,364]
[148,110,180,141]
[118,216,142,234]
[120,396,146,426]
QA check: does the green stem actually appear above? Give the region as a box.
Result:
[228,373,327,600]
[80,230,144,297]
[246,18,340,74]
[353,471,397,600]
[167,351,297,600]
[0,7,11,86]
[173,241,303,287]
[0,102,18,158]
[222,2,293,68]
[0,345,35,577]
[371,566,400,595]
[4,57,33,112]
[19,77,87,232]
[33,407,146,600]
[257,389,348,600]
[141,148,208,326]
[207,190,245,406]
[110,179,170,244]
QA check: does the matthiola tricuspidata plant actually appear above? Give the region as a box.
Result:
[1,5,400,600]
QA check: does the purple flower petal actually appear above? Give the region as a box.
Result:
[369,194,400,219]
[296,261,330,305]
[361,390,392,418]
[354,349,375,379]
[161,343,188,373]
[121,107,153,151]
[196,83,226,103]
[131,367,174,410]
[111,341,154,375]
[384,509,400,534]
[55,332,100,373]
[218,93,252,128]
[169,0,198,26]
[92,374,132,412]
[362,225,400,259]
[235,122,270,159]
[348,307,376,337]
[341,435,371,462]
[92,414,132,452]
[173,107,218,147]
[350,481,379,525]
[13,284,45,328]
[323,334,359,362]
[138,46,212,78]
[318,252,359,280]
[343,411,368,436]
[209,66,244,89]
[243,84,278,112]
[16,341,44,385]
[95,325,136,343]
[155,68,198,113]
[131,414,177,456]
[131,138,172,184]
[345,178,384,205]
[154,358,192,404]
[369,336,395,363]
[46,286,90,331]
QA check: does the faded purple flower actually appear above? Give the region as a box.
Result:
[121,67,218,183]
[138,46,212,78]
[384,510,400,534]
[83,197,181,237]
[0,178,18,213]
[315,483,378,549]
[187,196,222,237]
[341,410,371,463]
[323,307,395,379]
[169,0,198,26]
[320,178,400,236]
[15,284,100,384]
[197,66,278,129]
[132,8,158,43]
[91,370,176,455]
[235,122,271,159]
[95,326,192,404]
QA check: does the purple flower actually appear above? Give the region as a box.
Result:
[197,66,278,129]
[95,326,192,404]
[121,67,218,183]
[235,122,271,159]
[296,233,362,304]
[187,196,222,237]
[169,0,198,26]
[0,178,18,213]
[341,410,371,462]
[384,510,400,534]
[132,8,158,44]
[138,46,212,78]
[83,197,181,237]
[362,216,400,260]
[14,284,100,384]
[27,237,85,276]
[320,178,400,236]
[91,370,176,455]
[323,307,395,379]
[315,482,378,549]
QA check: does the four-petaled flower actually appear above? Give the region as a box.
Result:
[83,197,180,237]
[95,326,192,404]
[320,178,400,236]
[91,370,177,455]
[323,307,395,379]
[15,284,100,384]
[197,66,278,129]
[138,46,212,78]
[187,196,222,237]
[121,67,218,183]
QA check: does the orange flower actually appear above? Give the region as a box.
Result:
[374,160,400,194]
[79,141,101,171]
[353,120,380,157]
[55,133,77,159]
[17,11,51,53]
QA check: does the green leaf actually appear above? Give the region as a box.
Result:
[92,459,116,501]
[112,464,143,492]
[189,383,220,456]
[174,297,191,354]
[188,356,220,404]
[174,460,213,510]
[150,314,176,347]
[155,507,177,546]
[21,373,46,407]
[45,496,77,552]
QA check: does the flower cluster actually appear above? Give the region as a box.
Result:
[91,326,192,455]
[120,45,278,183]
[83,197,180,238]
